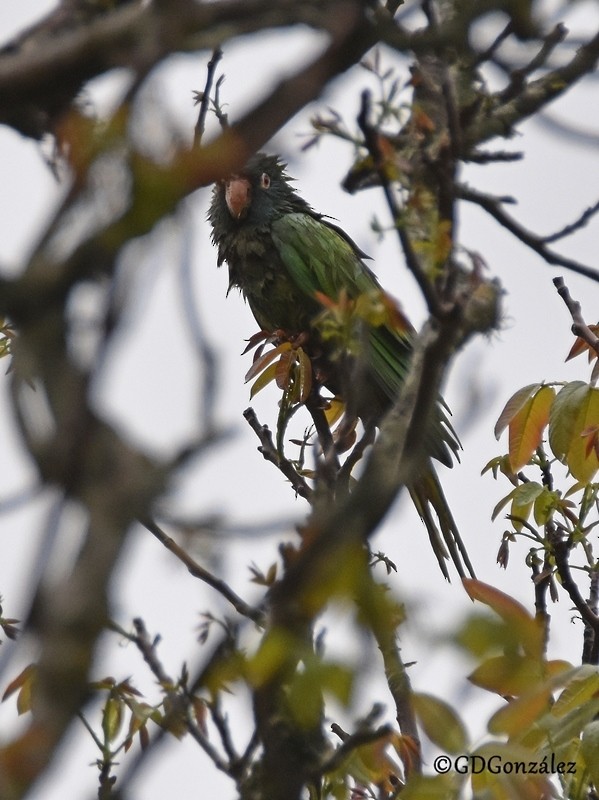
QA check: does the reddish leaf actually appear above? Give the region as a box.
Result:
[565,325,599,362]
[241,330,270,355]
[275,349,293,390]
[244,342,291,383]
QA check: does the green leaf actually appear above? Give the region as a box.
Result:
[102,695,124,742]
[533,488,559,525]
[548,381,589,461]
[491,488,517,522]
[399,773,461,800]
[552,665,599,718]
[246,628,297,689]
[581,720,599,789]
[412,693,468,754]
[508,481,544,528]
[566,386,599,481]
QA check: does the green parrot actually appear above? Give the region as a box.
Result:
[208,153,473,580]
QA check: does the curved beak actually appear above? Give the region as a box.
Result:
[225,176,251,219]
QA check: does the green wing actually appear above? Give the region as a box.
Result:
[271,212,379,299]
[271,213,471,579]
[271,212,412,398]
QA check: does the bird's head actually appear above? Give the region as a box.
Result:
[209,153,310,234]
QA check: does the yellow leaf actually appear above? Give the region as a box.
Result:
[412,693,468,754]
[494,383,542,439]
[469,654,545,697]
[507,385,555,471]
[249,362,278,398]
[246,628,296,689]
[2,664,36,715]
[350,733,402,792]
[488,686,553,736]
[469,742,554,797]
[462,579,544,659]
[244,342,291,383]
[325,397,345,426]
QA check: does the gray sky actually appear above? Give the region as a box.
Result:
[1,1,599,797]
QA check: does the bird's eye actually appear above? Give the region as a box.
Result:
[260,173,271,189]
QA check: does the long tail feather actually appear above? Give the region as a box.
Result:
[408,462,475,580]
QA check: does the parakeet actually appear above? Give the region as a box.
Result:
[208,153,473,580]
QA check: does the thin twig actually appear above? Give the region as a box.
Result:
[370,616,421,776]
[209,695,239,763]
[305,394,340,488]
[131,617,173,684]
[129,617,233,773]
[498,24,567,103]
[213,74,229,130]
[194,46,223,147]
[140,517,263,624]
[543,199,599,244]
[459,186,599,283]
[357,90,442,317]
[583,571,599,665]
[465,149,523,164]
[529,553,551,657]
[473,20,514,67]
[243,407,313,501]
[323,723,394,774]
[547,523,599,633]
[338,425,375,492]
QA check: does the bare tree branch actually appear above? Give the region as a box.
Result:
[140,517,263,624]
[0,0,370,138]
[553,276,599,357]
[459,185,599,282]
[193,46,224,148]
